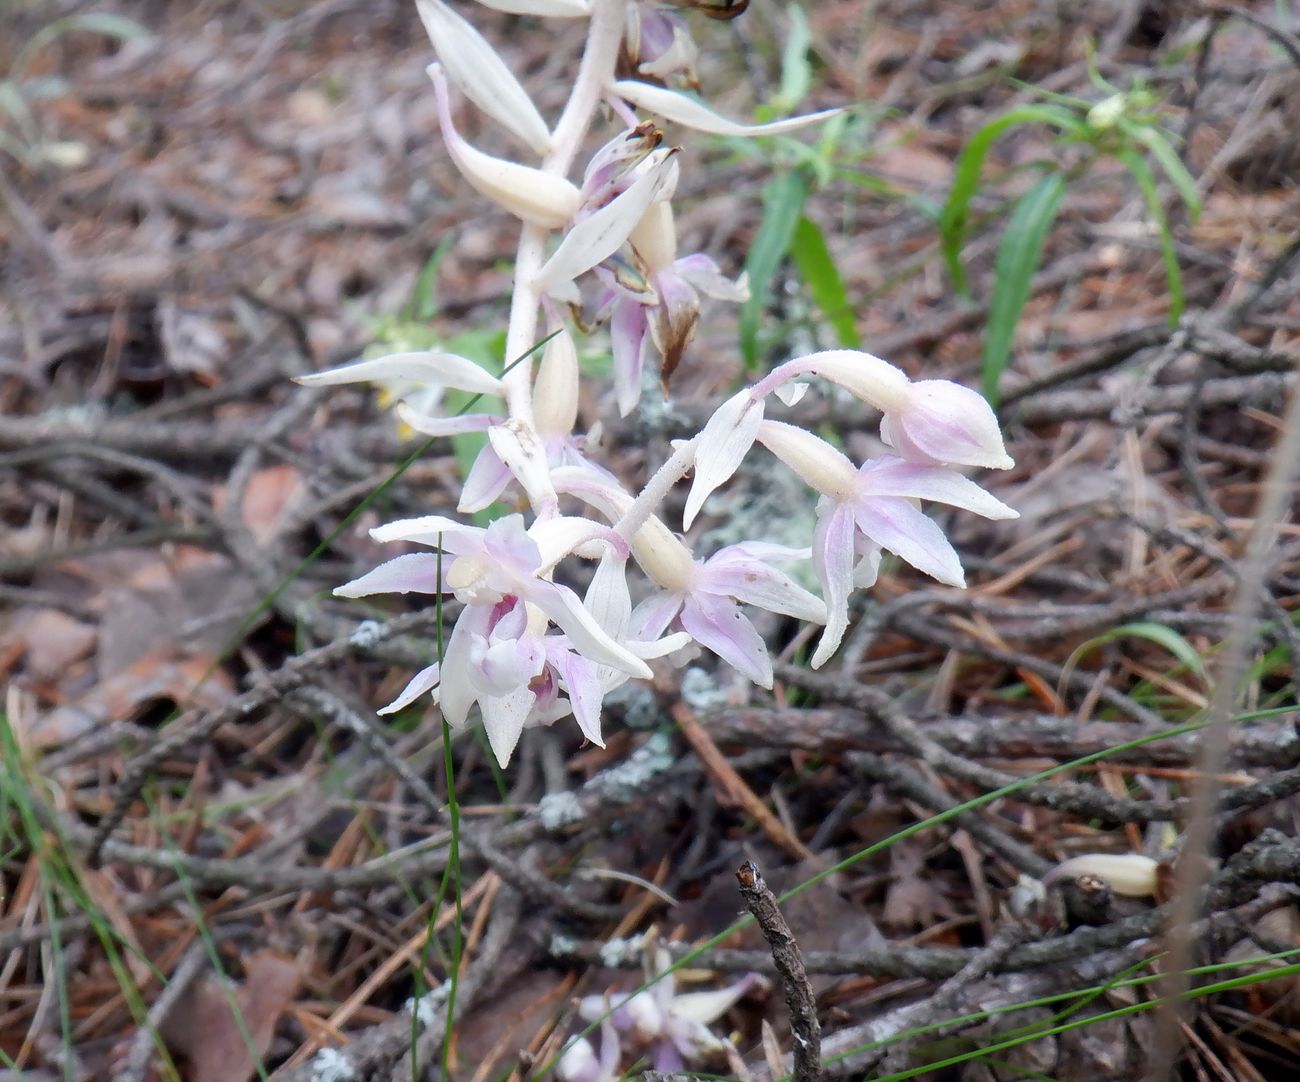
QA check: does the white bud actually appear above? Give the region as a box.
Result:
[533,329,581,436]
[629,199,677,274]
[430,65,579,229]
[1046,853,1159,898]
[756,420,860,501]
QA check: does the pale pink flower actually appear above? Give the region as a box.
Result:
[336,514,651,765]
[629,541,825,688]
[754,421,1018,666]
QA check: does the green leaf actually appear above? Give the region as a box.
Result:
[775,4,812,112]
[740,170,810,367]
[1122,121,1202,222]
[789,215,858,349]
[980,170,1067,406]
[937,104,1085,295]
[1061,620,1210,700]
[1116,145,1185,325]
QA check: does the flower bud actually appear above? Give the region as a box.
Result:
[1044,853,1159,898]
[629,199,677,274]
[756,421,860,501]
[533,328,580,436]
[430,64,580,229]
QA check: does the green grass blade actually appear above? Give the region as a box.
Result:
[789,215,859,349]
[1122,122,1202,222]
[937,104,1084,295]
[740,171,810,368]
[1117,145,1185,324]
[981,170,1067,405]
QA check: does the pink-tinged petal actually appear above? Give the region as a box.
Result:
[457,442,514,514]
[683,390,764,530]
[294,350,503,396]
[652,1039,687,1074]
[489,419,559,514]
[629,592,685,640]
[554,648,605,746]
[885,380,1013,470]
[438,604,487,728]
[526,581,652,678]
[479,684,536,767]
[611,299,650,416]
[334,553,447,598]
[810,500,856,669]
[533,149,680,300]
[371,516,482,551]
[469,632,544,696]
[854,496,965,587]
[699,552,826,624]
[377,663,441,715]
[396,404,503,436]
[680,593,773,688]
[674,253,749,303]
[480,513,544,573]
[858,456,1018,519]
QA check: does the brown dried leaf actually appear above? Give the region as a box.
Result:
[162,951,302,1082]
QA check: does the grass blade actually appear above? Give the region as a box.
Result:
[981,170,1067,406]
[937,104,1084,295]
[1117,145,1185,324]
[741,170,810,367]
[789,215,859,349]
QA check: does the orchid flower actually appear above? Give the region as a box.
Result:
[336,514,651,764]
[557,1020,621,1082]
[753,421,1018,666]
[602,201,748,415]
[578,938,760,1072]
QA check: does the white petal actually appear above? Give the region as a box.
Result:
[438,607,483,728]
[585,550,632,634]
[773,380,808,407]
[533,150,680,298]
[294,351,502,396]
[480,684,535,767]
[489,419,559,513]
[530,516,625,575]
[683,390,764,530]
[334,553,446,598]
[377,663,441,715]
[370,515,482,549]
[612,80,842,136]
[417,0,551,154]
[527,582,652,678]
[430,64,579,228]
[474,0,589,14]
